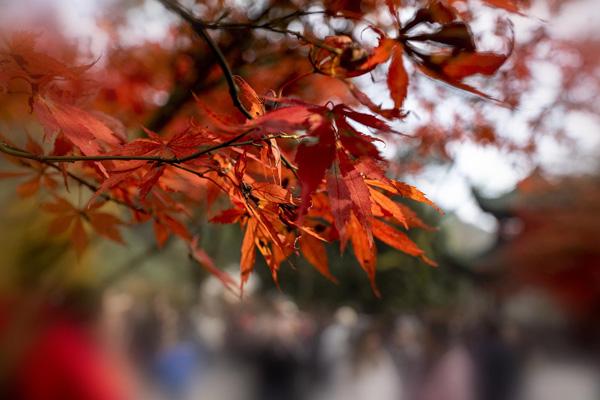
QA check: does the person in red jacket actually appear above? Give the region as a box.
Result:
[0,290,131,400]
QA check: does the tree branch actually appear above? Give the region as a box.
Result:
[158,0,253,119]
[202,12,343,55]
[0,128,257,165]
[0,131,302,186]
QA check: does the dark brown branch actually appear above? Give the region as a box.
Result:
[155,1,308,176]
[158,0,253,119]
[144,39,249,133]
[144,2,276,133]
[0,131,301,187]
[144,52,218,133]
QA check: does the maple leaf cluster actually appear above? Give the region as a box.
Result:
[0,0,529,295]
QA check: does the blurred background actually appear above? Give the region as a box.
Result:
[0,0,599,399]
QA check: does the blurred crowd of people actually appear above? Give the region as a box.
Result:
[93,282,599,400]
[2,276,599,400]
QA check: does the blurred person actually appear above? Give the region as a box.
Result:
[316,306,358,384]
[469,318,522,400]
[517,353,600,400]
[127,296,162,377]
[391,315,427,400]
[191,279,228,354]
[417,320,475,400]
[150,295,201,400]
[0,287,131,400]
[253,297,306,400]
[153,340,199,400]
[322,325,402,400]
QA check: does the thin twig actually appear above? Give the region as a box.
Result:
[0,128,256,164]
[260,27,342,54]
[0,130,300,195]
[0,130,303,180]
[203,10,327,29]
[202,15,342,54]
[42,161,149,214]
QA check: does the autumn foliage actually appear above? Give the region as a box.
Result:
[0,0,541,295]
